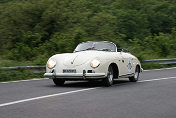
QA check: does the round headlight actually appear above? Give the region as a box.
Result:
[47,59,56,69]
[90,59,100,68]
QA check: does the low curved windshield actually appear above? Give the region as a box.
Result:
[74,42,117,52]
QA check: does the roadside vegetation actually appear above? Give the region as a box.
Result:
[0,69,43,82]
[0,0,176,81]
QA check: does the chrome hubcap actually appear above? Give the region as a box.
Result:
[134,67,139,79]
[134,71,139,79]
[108,69,113,83]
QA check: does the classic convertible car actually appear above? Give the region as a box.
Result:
[44,41,142,86]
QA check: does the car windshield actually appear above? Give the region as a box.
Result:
[74,41,117,52]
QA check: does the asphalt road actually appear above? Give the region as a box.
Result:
[0,67,176,118]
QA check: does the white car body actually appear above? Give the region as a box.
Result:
[44,41,142,86]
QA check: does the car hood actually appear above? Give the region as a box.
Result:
[63,51,105,67]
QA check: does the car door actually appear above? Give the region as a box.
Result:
[120,52,134,75]
[116,52,127,76]
[123,52,135,75]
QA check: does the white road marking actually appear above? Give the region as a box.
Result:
[138,76,176,82]
[0,76,176,107]
[0,87,99,107]
[144,67,176,72]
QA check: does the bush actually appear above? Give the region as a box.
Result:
[0,69,43,82]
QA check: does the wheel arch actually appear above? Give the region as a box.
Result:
[109,63,119,78]
[136,64,141,73]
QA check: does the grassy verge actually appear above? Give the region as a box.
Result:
[141,63,176,70]
[0,69,44,82]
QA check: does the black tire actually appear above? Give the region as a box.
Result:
[129,66,140,82]
[103,65,114,87]
[53,78,65,86]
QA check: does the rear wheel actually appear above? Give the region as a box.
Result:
[129,66,140,82]
[103,66,114,87]
[53,78,65,86]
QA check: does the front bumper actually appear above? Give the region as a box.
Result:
[44,73,106,79]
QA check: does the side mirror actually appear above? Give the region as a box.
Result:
[121,49,129,53]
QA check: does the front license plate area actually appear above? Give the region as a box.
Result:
[63,69,76,73]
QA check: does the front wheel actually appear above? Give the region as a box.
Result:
[53,78,65,86]
[103,66,114,87]
[129,66,140,82]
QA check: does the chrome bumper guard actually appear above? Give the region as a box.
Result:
[44,73,106,79]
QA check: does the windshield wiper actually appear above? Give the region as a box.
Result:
[97,48,112,51]
[75,48,112,52]
[74,48,94,52]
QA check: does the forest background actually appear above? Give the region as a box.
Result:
[0,0,176,80]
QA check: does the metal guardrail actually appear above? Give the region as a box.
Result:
[1,66,45,69]
[0,58,175,73]
[0,66,45,73]
[143,58,176,65]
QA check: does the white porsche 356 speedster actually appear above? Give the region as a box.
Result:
[44,41,142,86]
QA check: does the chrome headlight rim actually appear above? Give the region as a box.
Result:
[47,59,56,69]
[90,59,100,68]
